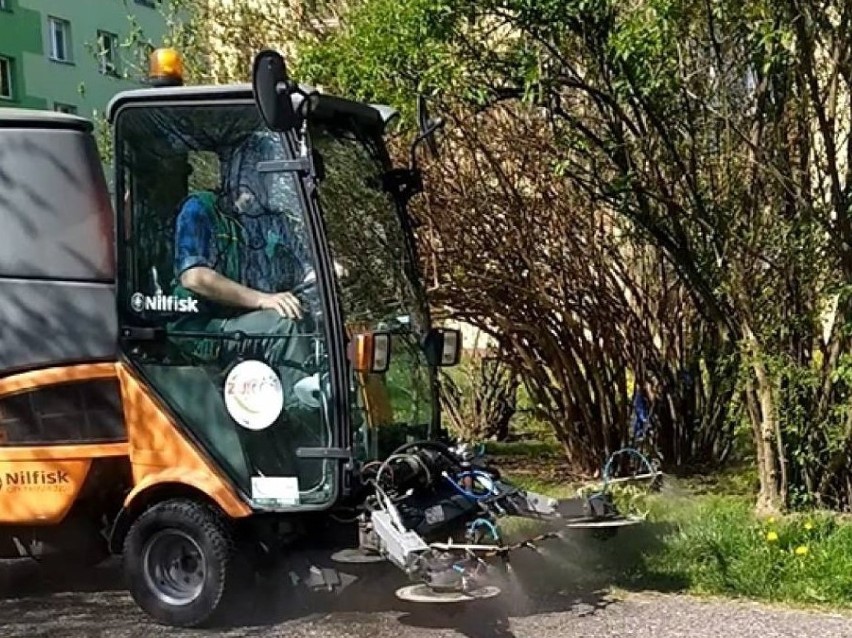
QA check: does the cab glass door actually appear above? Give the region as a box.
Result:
[115,103,336,509]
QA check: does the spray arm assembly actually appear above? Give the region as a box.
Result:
[343,441,657,603]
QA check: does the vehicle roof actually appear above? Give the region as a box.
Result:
[106,83,259,119]
[105,83,400,136]
[0,107,93,132]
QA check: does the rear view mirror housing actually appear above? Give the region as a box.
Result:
[349,332,391,374]
[252,49,300,133]
[423,327,462,367]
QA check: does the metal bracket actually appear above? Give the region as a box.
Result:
[382,168,423,204]
[257,158,311,173]
[120,326,166,341]
[296,447,351,460]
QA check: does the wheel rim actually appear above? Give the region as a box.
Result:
[142,529,207,606]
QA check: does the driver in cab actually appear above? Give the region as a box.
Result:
[170,130,314,368]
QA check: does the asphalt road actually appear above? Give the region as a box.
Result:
[3,554,852,638]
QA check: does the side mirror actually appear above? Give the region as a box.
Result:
[252,49,299,132]
[349,332,391,374]
[423,327,462,367]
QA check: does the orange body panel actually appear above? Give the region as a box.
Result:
[0,459,92,525]
[358,372,394,427]
[0,363,121,525]
[346,324,394,428]
[116,363,251,519]
[0,360,250,525]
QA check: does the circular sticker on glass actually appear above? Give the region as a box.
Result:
[223,360,284,431]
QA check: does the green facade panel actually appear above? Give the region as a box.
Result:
[0,0,168,117]
[0,0,48,108]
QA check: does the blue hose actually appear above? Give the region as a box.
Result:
[444,470,498,501]
[468,517,500,541]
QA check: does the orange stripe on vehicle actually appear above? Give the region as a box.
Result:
[0,442,128,462]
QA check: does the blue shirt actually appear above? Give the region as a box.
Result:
[173,191,310,295]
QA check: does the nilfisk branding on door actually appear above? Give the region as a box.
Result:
[0,469,72,493]
[130,292,199,314]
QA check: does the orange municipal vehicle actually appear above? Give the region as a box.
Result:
[0,48,643,628]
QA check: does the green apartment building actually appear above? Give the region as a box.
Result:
[0,0,168,119]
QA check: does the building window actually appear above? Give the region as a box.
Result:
[54,102,77,114]
[97,30,119,76]
[48,17,72,63]
[0,57,12,100]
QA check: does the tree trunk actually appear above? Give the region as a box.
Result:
[744,324,785,514]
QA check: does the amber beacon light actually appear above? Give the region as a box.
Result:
[148,47,184,87]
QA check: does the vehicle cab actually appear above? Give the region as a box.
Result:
[106,48,458,514]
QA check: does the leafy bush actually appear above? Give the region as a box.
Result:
[439,349,519,441]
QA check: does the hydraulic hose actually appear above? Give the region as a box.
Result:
[468,517,501,542]
[601,447,656,492]
[443,469,498,501]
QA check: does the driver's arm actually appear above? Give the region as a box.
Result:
[180,266,302,319]
[174,196,302,319]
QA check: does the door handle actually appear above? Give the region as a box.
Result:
[120,326,167,342]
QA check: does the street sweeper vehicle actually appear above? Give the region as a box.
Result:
[0,47,651,627]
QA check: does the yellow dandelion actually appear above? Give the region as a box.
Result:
[804,521,814,531]
[766,531,779,542]
[768,517,776,525]
[795,545,809,556]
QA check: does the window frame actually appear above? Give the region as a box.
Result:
[0,56,12,100]
[48,16,73,64]
[97,29,119,76]
[54,102,78,114]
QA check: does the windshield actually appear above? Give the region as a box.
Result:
[309,120,436,459]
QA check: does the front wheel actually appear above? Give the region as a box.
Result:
[123,499,241,627]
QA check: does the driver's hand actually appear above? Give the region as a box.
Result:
[258,291,303,320]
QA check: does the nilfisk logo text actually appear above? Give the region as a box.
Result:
[0,470,71,493]
[130,292,199,313]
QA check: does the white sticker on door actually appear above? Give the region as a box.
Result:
[251,476,300,507]
[223,360,284,431]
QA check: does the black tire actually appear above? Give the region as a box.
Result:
[122,498,240,628]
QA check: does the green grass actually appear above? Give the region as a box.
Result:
[484,439,561,458]
[495,457,852,611]
[622,493,852,608]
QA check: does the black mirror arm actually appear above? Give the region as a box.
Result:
[408,118,446,170]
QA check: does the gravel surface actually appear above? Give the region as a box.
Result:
[3,556,852,638]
